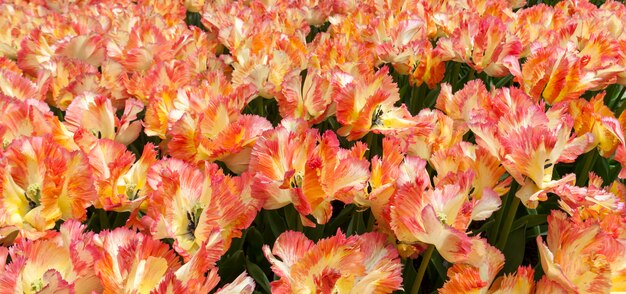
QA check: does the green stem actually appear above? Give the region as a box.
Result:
[410,245,435,294]
[496,195,520,250]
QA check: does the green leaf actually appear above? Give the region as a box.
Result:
[512,214,547,232]
[399,80,411,101]
[494,75,514,88]
[246,259,271,293]
[471,219,494,235]
[217,250,246,283]
[324,204,354,235]
[608,85,626,110]
[533,259,545,281]
[303,223,325,242]
[604,84,622,108]
[423,85,441,109]
[500,224,527,275]
[488,181,519,244]
[98,209,110,231]
[49,105,65,121]
[429,250,448,283]
[346,211,365,236]
[264,210,287,238]
[575,150,598,186]
[526,225,548,239]
[246,227,265,251]
[110,212,129,228]
[283,205,301,231]
[230,230,247,252]
[399,259,417,294]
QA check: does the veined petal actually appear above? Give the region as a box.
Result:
[262,231,314,280]
[490,266,535,294]
[214,272,255,294]
[249,119,318,214]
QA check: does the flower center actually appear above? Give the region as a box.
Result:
[290,173,303,188]
[125,184,139,200]
[186,204,203,238]
[30,278,44,292]
[25,184,41,210]
[371,106,384,127]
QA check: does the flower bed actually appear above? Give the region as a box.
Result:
[1,0,625,293]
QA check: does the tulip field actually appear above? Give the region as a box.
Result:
[1,0,626,293]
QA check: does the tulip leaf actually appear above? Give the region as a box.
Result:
[217,250,246,284]
[575,150,598,185]
[264,210,287,238]
[400,259,417,294]
[471,219,494,235]
[526,225,548,239]
[346,211,365,236]
[324,204,354,235]
[501,224,527,275]
[494,75,514,88]
[429,250,449,284]
[283,204,302,231]
[303,222,326,242]
[424,86,441,109]
[246,258,272,293]
[512,214,547,232]
[246,227,265,251]
[230,229,247,252]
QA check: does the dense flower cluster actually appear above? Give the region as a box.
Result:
[1,0,626,292]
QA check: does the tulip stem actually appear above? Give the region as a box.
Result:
[411,245,434,294]
[496,196,520,250]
